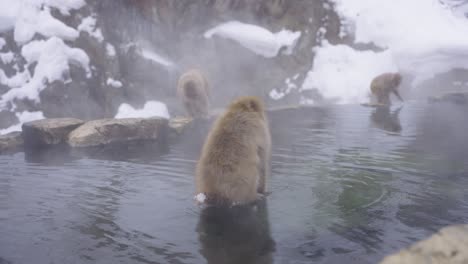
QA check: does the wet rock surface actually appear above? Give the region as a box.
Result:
[0,131,23,154]
[169,117,193,137]
[22,118,85,148]
[0,110,18,130]
[67,117,168,148]
[380,225,468,264]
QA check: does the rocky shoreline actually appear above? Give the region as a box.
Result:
[0,105,303,155]
[0,116,183,155]
[2,89,468,154]
[380,224,468,264]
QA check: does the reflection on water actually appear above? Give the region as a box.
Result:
[197,199,275,264]
[370,106,402,133]
[1,102,468,264]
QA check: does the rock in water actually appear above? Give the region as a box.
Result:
[0,131,24,154]
[380,225,468,264]
[22,118,85,148]
[67,118,168,148]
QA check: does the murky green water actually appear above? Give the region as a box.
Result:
[1,102,467,264]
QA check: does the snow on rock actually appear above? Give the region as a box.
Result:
[15,4,79,44]
[301,42,396,104]
[297,0,468,105]
[106,78,122,88]
[204,21,301,58]
[1,37,90,103]
[0,110,44,135]
[106,43,116,57]
[329,0,468,86]
[0,38,6,50]
[44,0,86,16]
[0,1,21,33]
[115,101,170,119]
[0,52,15,64]
[78,16,104,42]
[332,0,468,51]
[0,0,85,35]
[0,70,30,88]
[269,89,285,100]
[397,46,468,86]
[269,77,299,100]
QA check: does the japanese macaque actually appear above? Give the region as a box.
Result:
[195,96,272,206]
[177,69,210,118]
[370,73,403,105]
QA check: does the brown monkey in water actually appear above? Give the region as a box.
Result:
[370,72,403,105]
[195,96,271,206]
[177,69,210,118]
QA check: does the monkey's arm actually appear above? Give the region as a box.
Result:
[257,145,268,194]
[393,88,403,101]
[257,128,271,194]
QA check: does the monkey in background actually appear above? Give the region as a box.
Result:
[370,72,403,105]
[177,69,210,118]
[195,96,272,206]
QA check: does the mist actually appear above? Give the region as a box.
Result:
[1,1,468,264]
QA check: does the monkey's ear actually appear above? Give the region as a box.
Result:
[250,101,259,112]
[249,98,264,113]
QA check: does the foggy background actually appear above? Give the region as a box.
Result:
[0,0,467,134]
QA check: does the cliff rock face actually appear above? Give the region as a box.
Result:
[0,0,344,128]
[101,0,344,108]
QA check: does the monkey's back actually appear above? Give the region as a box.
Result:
[177,69,210,118]
[196,111,266,205]
[370,73,396,94]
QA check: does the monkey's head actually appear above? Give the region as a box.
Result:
[184,81,199,99]
[229,96,265,114]
[392,73,402,87]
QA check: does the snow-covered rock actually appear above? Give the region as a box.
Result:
[204,21,301,58]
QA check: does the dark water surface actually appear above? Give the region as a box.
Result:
[1,102,468,264]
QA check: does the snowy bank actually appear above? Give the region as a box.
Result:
[115,101,170,120]
[301,0,468,104]
[0,37,90,103]
[301,42,397,104]
[204,21,301,58]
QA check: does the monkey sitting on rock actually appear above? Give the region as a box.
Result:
[195,96,272,206]
[370,72,403,106]
[177,69,210,119]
